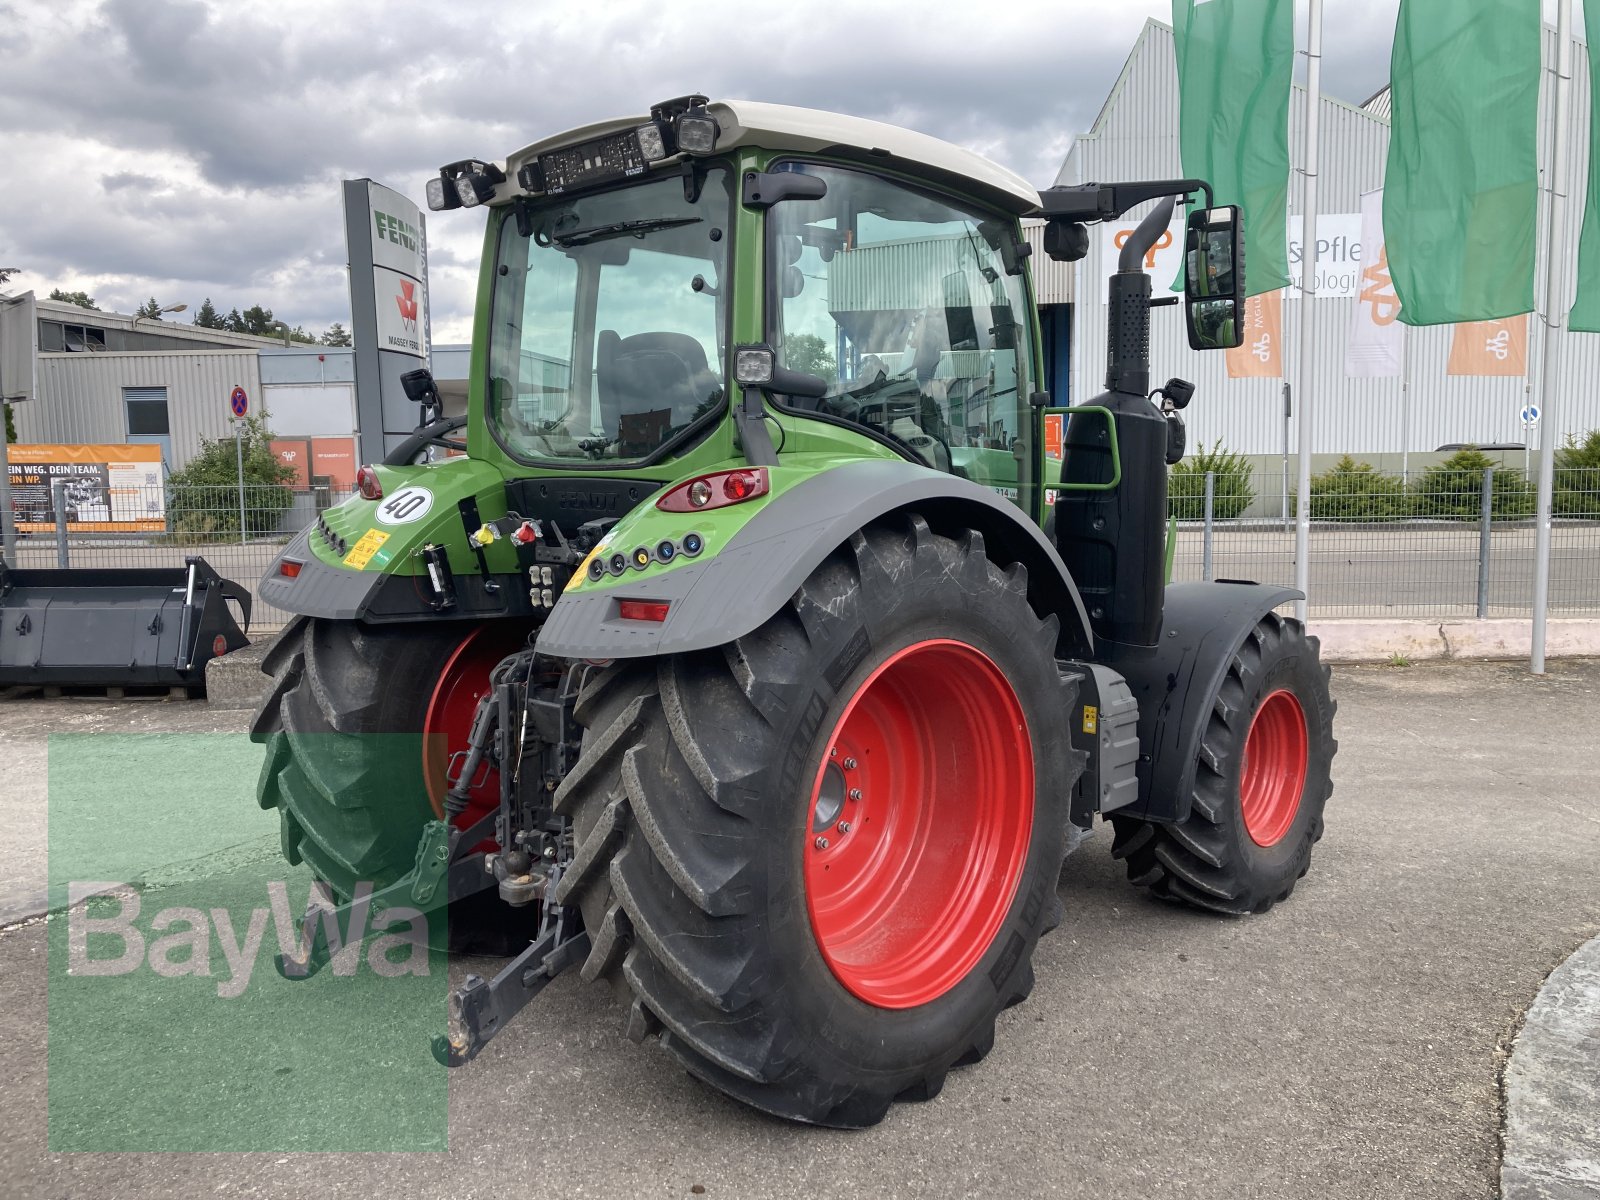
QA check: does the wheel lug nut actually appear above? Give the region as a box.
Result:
[814,836,830,850]
[848,788,862,801]
[843,757,857,770]
[836,821,851,834]
[830,747,838,758]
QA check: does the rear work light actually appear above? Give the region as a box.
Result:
[617,599,670,622]
[655,468,770,513]
[356,465,383,501]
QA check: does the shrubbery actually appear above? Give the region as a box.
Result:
[1412,447,1534,519]
[1554,429,1600,517]
[1169,440,1255,519]
[165,415,296,538]
[1307,455,1409,520]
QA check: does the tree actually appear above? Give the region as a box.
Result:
[193,297,224,328]
[786,332,837,382]
[320,322,352,347]
[1553,429,1600,517]
[288,324,316,344]
[223,307,246,333]
[240,304,276,336]
[4,403,15,444]
[0,268,18,287]
[49,288,98,309]
[165,413,296,538]
[134,297,165,320]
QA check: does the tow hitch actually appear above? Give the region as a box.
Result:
[272,648,591,1066]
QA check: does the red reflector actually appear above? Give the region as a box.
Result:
[618,600,670,622]
[279,560,303,578]
[356,465,383,501]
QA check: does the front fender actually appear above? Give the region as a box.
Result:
[1095,580,1302,825]
[535,459,1094,659]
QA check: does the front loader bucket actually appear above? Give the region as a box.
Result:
[0,556,251,691]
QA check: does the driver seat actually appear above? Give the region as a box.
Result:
[597,330,721,445]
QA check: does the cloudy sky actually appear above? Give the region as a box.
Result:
[1,0,1414,344]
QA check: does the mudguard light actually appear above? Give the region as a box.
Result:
[655,468,770,513]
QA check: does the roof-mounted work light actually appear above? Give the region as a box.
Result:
[427,160,506,211]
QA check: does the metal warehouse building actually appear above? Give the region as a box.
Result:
[1060,18,1600,467]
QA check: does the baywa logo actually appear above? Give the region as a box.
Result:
[66,880,431,998]
[396,279,420,335]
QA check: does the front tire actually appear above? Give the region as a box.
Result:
[553,515,1083,1126]
[1110,612,1336,914]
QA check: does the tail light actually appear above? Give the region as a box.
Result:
[356,465,383,500]
[278,559,303,579]
[656,468,770,513]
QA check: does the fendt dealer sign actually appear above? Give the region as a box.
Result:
[342,178,431,464]
[367,193,429,357]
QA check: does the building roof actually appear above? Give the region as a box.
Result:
[33,297,294,351]
[503,98,1041,216]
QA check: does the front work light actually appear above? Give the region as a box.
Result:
[637,123,668,161]
[425,175,458,212]
[675,112,718,155]
[733,346,775,386]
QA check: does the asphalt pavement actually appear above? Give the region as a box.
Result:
[2,659,1598,1199]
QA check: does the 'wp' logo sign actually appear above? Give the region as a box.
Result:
[1113,225,1173,269]
[396,280,420,334]
[1485,328,1512,360]
[1358,245,1401,326]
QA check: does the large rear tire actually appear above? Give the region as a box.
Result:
[1110,611,1336,914]
[553,515,1083,1127]
[250,616,533,950]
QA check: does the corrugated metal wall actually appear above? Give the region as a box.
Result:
[1060,18,1600,459]
[21,351,264,471]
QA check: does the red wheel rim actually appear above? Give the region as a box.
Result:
[423,626,526,849]
[803,639,1034,1009]
[1239,688,1309,848]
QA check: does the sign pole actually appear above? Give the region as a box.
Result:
[1532,0,1573,675]
[1292,0,1324,623]
[235,423,247,545]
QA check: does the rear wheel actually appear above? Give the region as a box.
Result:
[251,616,533,950]
[553,515,1082,1126]
[1110,612,1336,914]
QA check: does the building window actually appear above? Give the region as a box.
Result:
[62,323,107,352]
[124,387,170,435]
[38,321,65,352]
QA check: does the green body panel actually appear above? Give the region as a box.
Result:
[564,454,887,596]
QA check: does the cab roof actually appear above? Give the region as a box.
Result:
[503,99,1042,217]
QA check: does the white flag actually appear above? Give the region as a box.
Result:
[1344,189,1404,377]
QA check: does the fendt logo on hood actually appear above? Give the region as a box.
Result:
[396,279,419,334]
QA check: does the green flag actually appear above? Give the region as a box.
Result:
[1172,0,1293,297]
[1569,0,1600,331]
[1384,0,1539,326]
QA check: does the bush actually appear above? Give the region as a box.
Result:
[1169,440,1255,520]
[1412,447,1535,519]
[1553,429,1600,517]
[166,414,296,538]
[1307,455,1410,520]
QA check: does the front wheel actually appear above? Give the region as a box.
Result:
[552,514,1083,1126]
[1111,612,1336,914]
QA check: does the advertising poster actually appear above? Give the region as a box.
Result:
[6,444,166,532]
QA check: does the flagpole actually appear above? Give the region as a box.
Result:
[1532,0,1574,674]
[1293,0,1323,624]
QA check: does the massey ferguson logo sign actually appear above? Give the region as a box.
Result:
[396,279,419,333]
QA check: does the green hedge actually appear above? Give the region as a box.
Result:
[1554,430,1600,517]
[165,415,296,538]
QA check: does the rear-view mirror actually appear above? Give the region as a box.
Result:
[1183,205,1245,351]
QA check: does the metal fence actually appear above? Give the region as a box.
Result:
[7,482,334,635]
[8,470,1599,636]
[1169,468,1600,617]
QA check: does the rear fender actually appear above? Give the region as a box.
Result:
[535,458,1094,659]
[1096,581,1301,824]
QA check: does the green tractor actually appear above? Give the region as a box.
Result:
[252,96,1335,1128]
